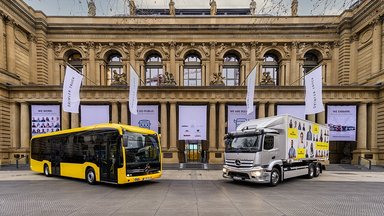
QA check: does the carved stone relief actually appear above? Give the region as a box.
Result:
[360,28,373,44]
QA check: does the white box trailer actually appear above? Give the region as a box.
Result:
[222,115,329,186]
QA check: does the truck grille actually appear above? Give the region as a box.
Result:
[225,159,253,168]
[228,171,250,179]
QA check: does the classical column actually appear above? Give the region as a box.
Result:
[268,103,275,117]
[209,102,217,151]
[71,113,79,128]
[10,102,20,149]
[372,18,382,76]
[88,42,96,85]
[20,102,30,149]
[352,102,368,165]
[218,103,226,151]
[47,41,55,84]
[258,103,265,118]
[317,111,326,124]
[368,103,378,164]
[160,102,168,150]
[120,102,128,124]
[307,114,316,122]
[0,13,5,69]
[250,41,257,70]
[5,17,16,73]
[240,63,246,85]
[169,102,177,151]
[100,62,106,85]
[357,103,367,150]
[111,102,118,123]
[349,34,358,84]
[169,41,176,83]
[28,35,38,84]
[61,110,70,130]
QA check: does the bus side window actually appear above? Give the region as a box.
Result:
[264,135,274,150]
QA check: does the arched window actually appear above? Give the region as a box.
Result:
[184,54,202,86]
[145,54,163,86]
[107,53,123,85]
[223,54,240,86]
[67,51,83,73]
[262,53,279,85]
[303,52,320,74]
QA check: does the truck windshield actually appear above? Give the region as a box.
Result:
[122,131,160,176]
[225,135,261,153]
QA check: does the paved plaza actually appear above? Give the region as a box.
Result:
[1,169,384,216]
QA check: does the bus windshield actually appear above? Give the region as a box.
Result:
[122,131,160,176]
[225,135,262,153]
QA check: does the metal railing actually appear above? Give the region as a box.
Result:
[358,156,371,170]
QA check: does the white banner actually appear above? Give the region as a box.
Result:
[129,65,139,115]
[327,105,357,141]
[227,105,256,132]
[246,67,256,114]
[277,105,306,119]
[131,105,159,132]
[179,106,207,140]
[81,105,110,126]
[31,105,61,136]
[62,66,83,113]
[304,66,324,114]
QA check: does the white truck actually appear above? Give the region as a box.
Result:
[222,115,329,186]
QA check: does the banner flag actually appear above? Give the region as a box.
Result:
[305,65,324,114]
[129,65,139,115]
[62,66,83,113]
[246,67,256,115]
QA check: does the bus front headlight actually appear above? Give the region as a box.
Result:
[222,168,228,173]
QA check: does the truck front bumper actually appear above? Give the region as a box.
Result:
[222,165,271,183]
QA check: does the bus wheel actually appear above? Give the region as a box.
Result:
[44,164,51,177]
[269,168,280,187]
[314,163,321,177]
[307,164,314,179]
[86,168,96,185]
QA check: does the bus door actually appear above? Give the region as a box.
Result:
[50,138,61,176]
[99,132,118,183]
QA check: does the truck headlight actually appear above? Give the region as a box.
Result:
[222,168,228,173]
[251,171,261,177]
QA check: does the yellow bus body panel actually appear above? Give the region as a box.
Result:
[60,162,100,181]
[30,159,51,174]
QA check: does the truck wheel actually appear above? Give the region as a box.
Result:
[44,164,51,177]
[307,164,314,179]
[269,168,280,187]
[86,168,96,185]
[314,164,321,177]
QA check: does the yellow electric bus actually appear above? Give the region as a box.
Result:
[30,123,162,184]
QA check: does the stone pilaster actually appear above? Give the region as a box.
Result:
[28,35,38,84]
[5,17,16,73]
[88,41,96,85]
[120,102,128,124]
[47,41,55,84]
[372,18,382,77]
[20,102,30,149]
[111,102,118,123]
[163,102,178,163]
[368,103,378,165]
[10,102,20,149]
[349,34,358,84]
[268,103,275,117]
[71,113,79,128]
[0,13,5,70]
[258,103,265,118]
[218,103,226,151]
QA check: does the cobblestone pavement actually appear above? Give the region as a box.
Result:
[1,170,384,216]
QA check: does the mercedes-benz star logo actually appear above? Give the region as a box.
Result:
[235,160,241,166]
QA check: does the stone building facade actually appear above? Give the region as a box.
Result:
[0,0,384,165]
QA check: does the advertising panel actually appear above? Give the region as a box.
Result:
[287,116,329,161]
[227,105,256,132]
[80,105,110,126]
[31,105,61,136]
[130,105,159,132]
[179,106,207,140]
[327,105,357,141]
[277,105,306,119]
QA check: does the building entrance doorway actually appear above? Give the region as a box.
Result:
[185,141,202,163]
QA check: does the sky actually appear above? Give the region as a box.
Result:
[24,0,358,16]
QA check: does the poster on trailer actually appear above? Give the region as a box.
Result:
[31,105,61,136]
[227,105,256,132]
[130,105,159,132]
[327,105,357,141]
